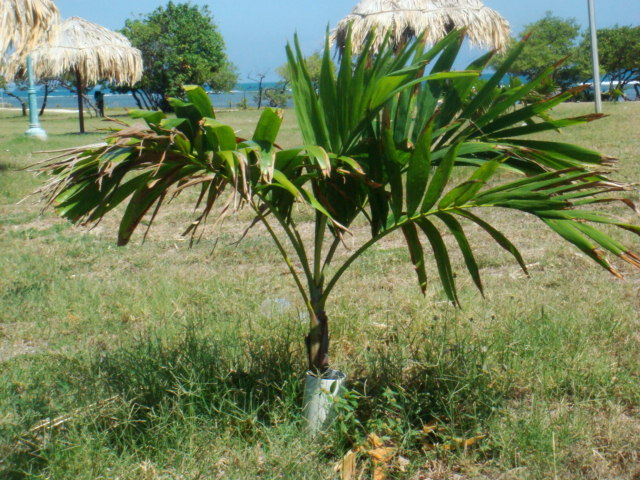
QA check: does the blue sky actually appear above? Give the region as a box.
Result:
[54,0,640,81]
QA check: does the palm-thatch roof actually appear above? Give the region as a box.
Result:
[332,0,510,53]
[28,16,143,86]
[0,0,60,76]
[22,16,143,133]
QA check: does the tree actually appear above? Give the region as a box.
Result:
[10,71,100,118]
[578,26,640,99]
[256,52,325,109]
[1,74,62,117]
[277,52,323,89]
[493,12,584,90]
[118,1,237,112]
[35,32,640,377]
[36,78,62,116]
[249,72,268,109]
[262,87,289,108]
[0,75,26,115]
[249,71,289,109]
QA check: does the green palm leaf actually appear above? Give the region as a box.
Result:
[33,31,640,373]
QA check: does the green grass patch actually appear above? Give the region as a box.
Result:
[1,105,639,479]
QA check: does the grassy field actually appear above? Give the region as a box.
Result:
[1,103,639,479]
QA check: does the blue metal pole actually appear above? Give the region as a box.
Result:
[25,54,47,140]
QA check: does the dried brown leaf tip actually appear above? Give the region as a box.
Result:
[621,251,640,269]
[421,421,487,452]
[595,250,624,279]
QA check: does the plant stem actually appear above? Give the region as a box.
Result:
[253,204,329,371]
[322,227,396,305]
[307,297,329,373]
[313,213,327,285]
[253,205,312,311]
[321,207,465,304]
[267,207,314,293]
[322,236,341,276]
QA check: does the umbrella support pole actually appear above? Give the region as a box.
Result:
[25,55,47,140]
[76,70,85,133]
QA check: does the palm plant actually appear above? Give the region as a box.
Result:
[35,31,640,377]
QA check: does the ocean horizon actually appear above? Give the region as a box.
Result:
[1,78,636,111]
[0,81,284,110]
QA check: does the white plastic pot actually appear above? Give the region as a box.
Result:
[303,369,347,435]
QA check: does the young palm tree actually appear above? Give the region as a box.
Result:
[35,31,640,375]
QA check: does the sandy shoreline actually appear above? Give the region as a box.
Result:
[0,107,89,114]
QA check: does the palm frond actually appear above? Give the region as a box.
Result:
[34,32,640,319]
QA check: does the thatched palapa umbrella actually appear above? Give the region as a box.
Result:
[28,16,143,133]
[332,0,510,53]
[1,0,60,77]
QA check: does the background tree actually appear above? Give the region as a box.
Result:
[9,71,99,117]
[118,1,237,112]
[36,78,62,116]
[493,12,583,91]
[248,72,268,109]
[262,87,289,108]
[276,52,323,90]
[0,74,65,117]
[0,75,26,115]
[578,25,640,99]
[254,53,325,109]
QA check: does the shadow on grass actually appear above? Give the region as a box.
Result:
[52,131,106,137]
[1,319,508,478]
[1,322,305,478]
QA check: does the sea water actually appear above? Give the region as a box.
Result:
[0,79,636,111]
[0,82,287,110]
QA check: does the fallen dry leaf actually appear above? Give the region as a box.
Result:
[366,432,385,449]
[423,435,487,451]
[369,447,395,463]
[422,422,438,435]
[373,466,387,480]
[397,455,410,472]
[363,434,397,480]
[458,434,487,449]
[337,449,357,480]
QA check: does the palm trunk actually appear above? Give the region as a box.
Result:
[307,302,330,374]
[304,298,347,434]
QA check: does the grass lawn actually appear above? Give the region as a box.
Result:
[1,103,639,479]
